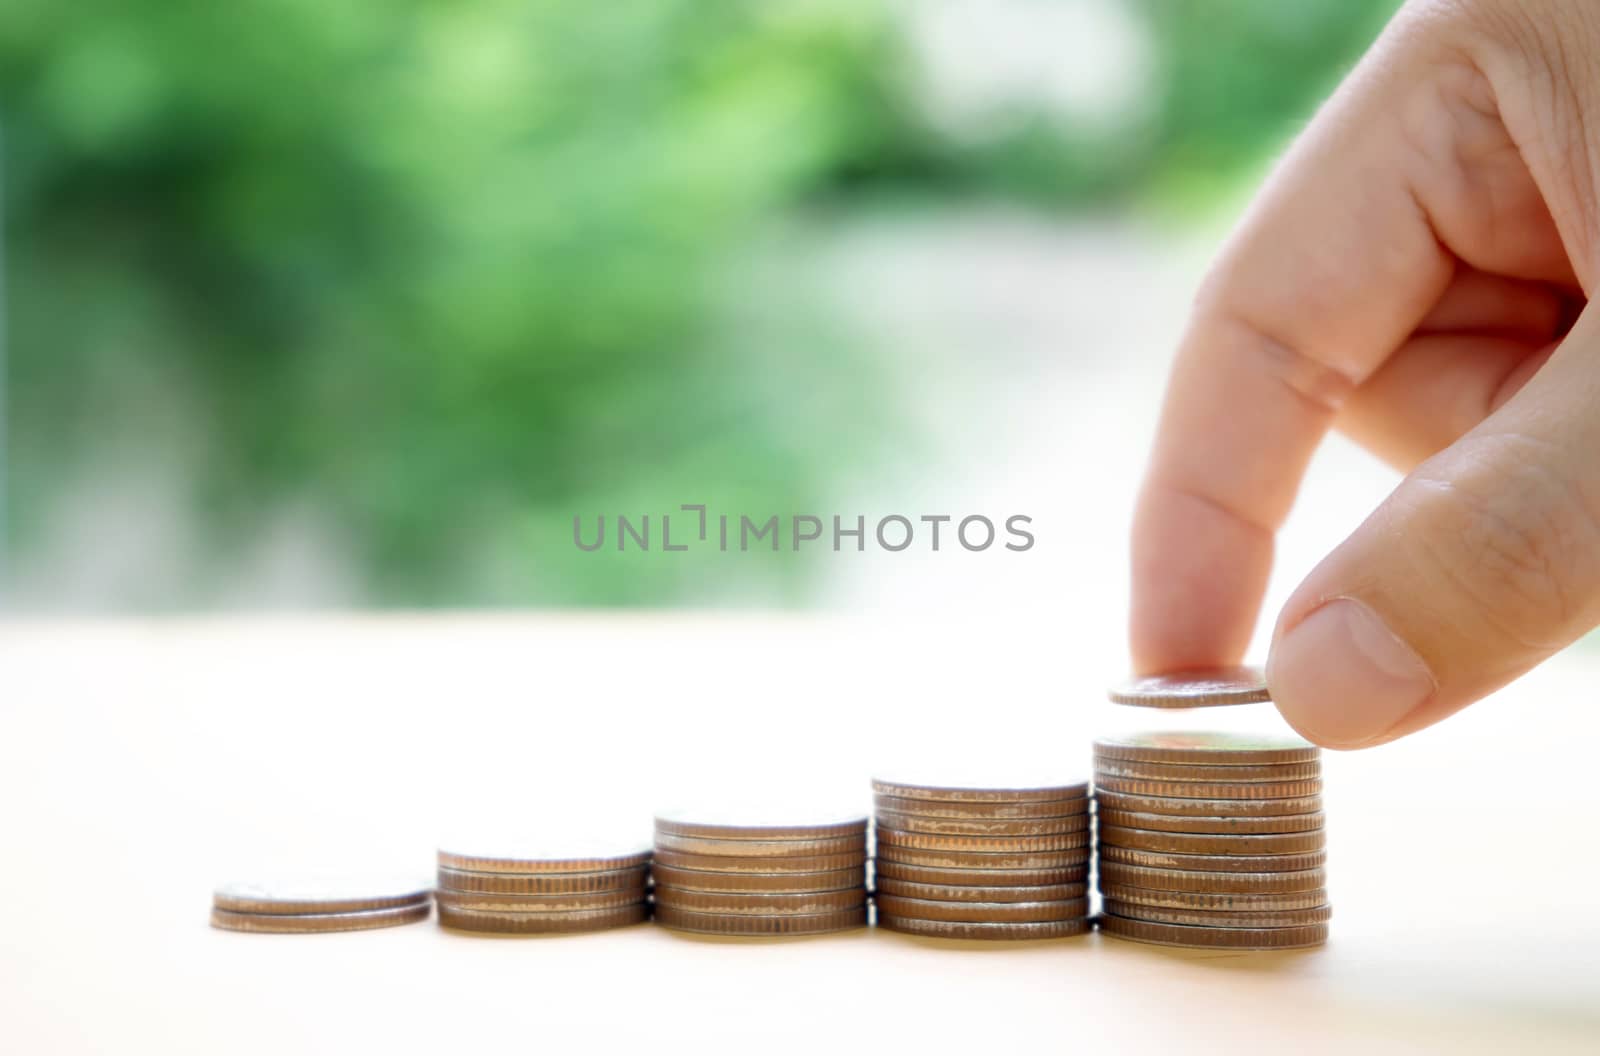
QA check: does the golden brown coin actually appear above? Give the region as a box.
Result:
[436,845,651,876]
[875,827,1090,854]
[1098,827,1325,856]
[653,832,864,858]
[438,903,648,934]
[873,878,1086,903]
[436,865,650,895]
[1098,913,1328,950]
[876,844,1091,871]
[874,894,1088,924]
[870,778,1088,804]
[1093,759,1321,783]
[873,794,1089,820]
[873,810,1089,837]
[210,903,430,934]
[1107,666,1270,708]
[653,887,865,915]
[652,811,868,842]
[1094,775,1321,800]
[1097,862,1325,894]
[653,905,866,936]
[1103,899,1332,929]
[1098,884,1330,912]
[433,888,646,913]
[650,863,864,894]
[652,848,867,873]
[1095,808,1325,836]
[212,877,431,916]
[876,914,1091,941]
[1092,732,1317,766]
[1098,845,1327,873]
[1094,789,1322,817]
[872,859,1088,888]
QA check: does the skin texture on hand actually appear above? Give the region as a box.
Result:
[1131,0,1600,749]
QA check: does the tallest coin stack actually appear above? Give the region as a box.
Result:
[1092,732,1330,949]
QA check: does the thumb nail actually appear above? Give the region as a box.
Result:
[1267,597,1435,748]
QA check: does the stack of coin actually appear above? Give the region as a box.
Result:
[651,811,869,936]
[210,876,433,934]
[434,841,651,934]
[1092,731,1330,950]
[870,777,1092,940]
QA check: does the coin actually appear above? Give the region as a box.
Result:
[1093,775,1321,800]
[871,859,1089,888]
[653,905,867,936]
[1092,732,1317,766]
[873,810,1089,837]
[1097,827,1326,856]
[212,877,431,916]
[876,845,1091,871]
[1093,759,1321,783]
[653,811,868,841]
[653,832,864,858]
[652,887,866,915]
[210,903,430,934]
[652,848,868,873]
[1102,899,1332,929]
[1098,914,1328,950]
[873,794,1090,820]
[1094,809,1325,836]
[433,888,646,913]
[874,827,1090,854]
[873,878,1087,903]
[870,778,1089,804]
[1098,845,1327,873]
[436,845,652,876]
[1094,789,1322,817]
[650,863,865,894]
[435,865,649,894]
[1107,666,1270,708]
[874,894,1088,924]
[1097,884,1330,912]
[437,903,649,934]
[876,915,1090,941]
[1097,862,1325,894]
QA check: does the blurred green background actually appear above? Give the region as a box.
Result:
[0,0,1397,608]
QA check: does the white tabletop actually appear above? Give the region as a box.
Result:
[2,614,1596,1053]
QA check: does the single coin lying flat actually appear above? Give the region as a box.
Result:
[1107,666,1270,708]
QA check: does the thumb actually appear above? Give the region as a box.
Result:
[1267,310,1600,748]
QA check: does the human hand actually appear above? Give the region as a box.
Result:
[1131,0,1600,748]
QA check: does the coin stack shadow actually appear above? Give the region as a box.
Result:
[1092,733,1330,950]
[651,813,869,937]
[434,846,652,935]
[210,880,433,934]
[870,778,1093,940]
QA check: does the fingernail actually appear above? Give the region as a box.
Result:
[1267,598,1435,749]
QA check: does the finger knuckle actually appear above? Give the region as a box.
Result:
[1410,434,1600,649]
[1458,0,1600,242]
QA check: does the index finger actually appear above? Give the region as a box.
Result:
[1131,24,1453,671]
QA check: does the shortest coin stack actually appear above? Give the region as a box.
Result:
[870,775,1092,940]
[211,876,433,934]
[652,811,869,937]
[1093,731,1330,950]
[434,841,652,935]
